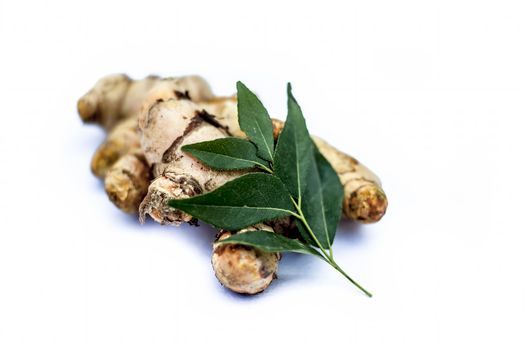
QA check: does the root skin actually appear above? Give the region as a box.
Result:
[78,74,213,132]
[138,172,202,225]
[197,96,245,138]
[80,74,215,215]
[90,117,142,178]
[139,99,243,225]
[138,76,214,128]
[78,74,162,131]
[104,153,151,213]
[212,224,279,295]
[77,74,131,130]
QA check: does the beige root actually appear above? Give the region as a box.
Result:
[79,74,162,180]
[90,117,143,178]
[78,74,213,130]
[81,74,213,177]
[78,74,159,212]
[78,74,161,131]
[92,117,151,213]
[212,224,280,295]
[138,98,243,224]
[79,74,214,213]
[104,153,151,213]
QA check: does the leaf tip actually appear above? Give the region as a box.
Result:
[236,81,247,91]
[286,82,298,104]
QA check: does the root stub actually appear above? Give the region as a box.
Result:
[138,173,202,225]
[104,154,151,213]
[212,228,279,295]
[345,183,388,223]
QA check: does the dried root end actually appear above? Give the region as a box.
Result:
[77,96,98,123]
[212,231,279,295]
[90,142,124,178]
[138,173,202,225]
[104,154,151,214]
[345,183,388,223]
[77,74,132,130]
[90,118,142,178]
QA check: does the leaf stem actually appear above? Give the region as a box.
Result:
[290,197,372,297]
[291,198,327,253]
[329,260,372,297]
[257,163,273,174]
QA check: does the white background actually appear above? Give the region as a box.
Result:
[1,0,524,349]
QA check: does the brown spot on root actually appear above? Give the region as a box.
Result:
[143,99,165,129]
[174,90,191,100]
[214,244,227,257]
[161,115,204,163]
[196,109,231,134]
[259,262,272,278]
[161,109,233,163]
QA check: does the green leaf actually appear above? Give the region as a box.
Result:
[297,142,344,249]
[218,230,323,257]
[168,173,294,230]
[236,81,275,161]
[273,83,313,199]
[182,138,270,171]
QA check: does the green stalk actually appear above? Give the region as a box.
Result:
[328,260,372,297]
[257,163,273,174]
[291,198,372,297]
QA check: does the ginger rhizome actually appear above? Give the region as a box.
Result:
[213,224,280,294]
[78,73,388,295]
[78,74,214,213]
[78,74,158,212]
[138,98,243,224]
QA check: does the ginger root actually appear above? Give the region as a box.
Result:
[212,224,280,295]
[138,98,243,224]
[104,153,151,213]
[78,74,160,131]
[90,117,143,178]
[78,74,214,213]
